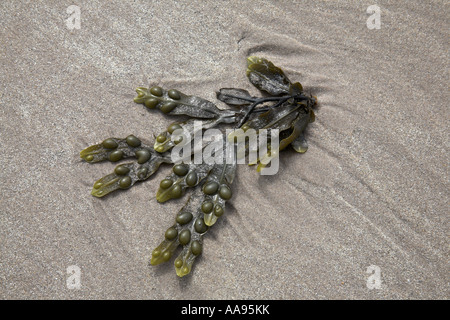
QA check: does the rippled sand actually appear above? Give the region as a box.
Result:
[0,0,448,299]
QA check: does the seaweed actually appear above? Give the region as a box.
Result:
[80,56,317,277]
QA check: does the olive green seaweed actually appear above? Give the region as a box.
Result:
[80,56,317,277]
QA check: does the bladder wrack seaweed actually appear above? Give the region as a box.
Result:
[80,57,317,277]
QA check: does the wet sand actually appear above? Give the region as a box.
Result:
[0,0,448,299]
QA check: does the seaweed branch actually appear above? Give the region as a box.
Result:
[80,56,317,277]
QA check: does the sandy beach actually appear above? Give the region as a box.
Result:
[0,0,448,299]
